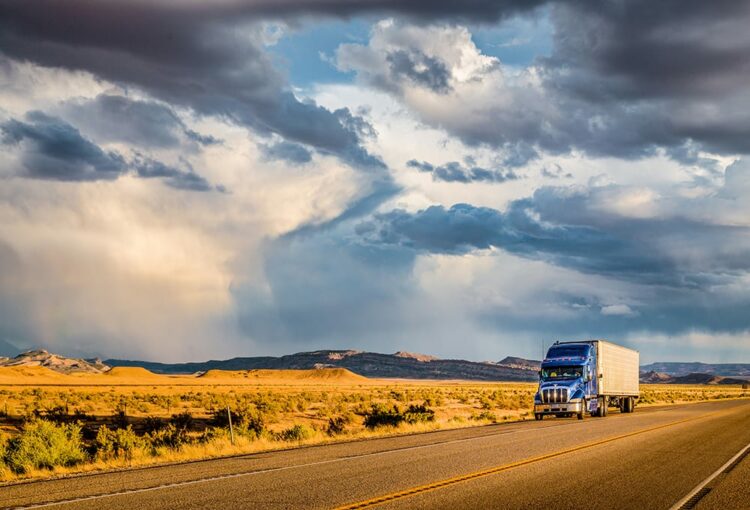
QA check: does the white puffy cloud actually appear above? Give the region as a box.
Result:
[601,304,637,317]
[336,20,554,165]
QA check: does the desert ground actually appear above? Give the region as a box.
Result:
[0,366,747,482]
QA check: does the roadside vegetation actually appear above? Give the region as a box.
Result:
[0,382,746,481]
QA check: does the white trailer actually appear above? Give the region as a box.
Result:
[590,340,640,396]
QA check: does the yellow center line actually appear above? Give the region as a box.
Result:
[333,408,737,510]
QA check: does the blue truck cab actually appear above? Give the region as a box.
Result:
[533,339,639,420]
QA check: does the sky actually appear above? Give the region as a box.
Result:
[0,0,749,364]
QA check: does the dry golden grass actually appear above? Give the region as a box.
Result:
[0,369,746,483]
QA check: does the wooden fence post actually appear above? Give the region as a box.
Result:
[227,405,235,445]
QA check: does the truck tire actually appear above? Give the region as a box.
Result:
[600,397,608,417]
[535,413,542,421]
[625,397,634,413]
[577,399,585,420]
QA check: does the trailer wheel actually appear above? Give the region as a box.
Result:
[577,400,585,420]
[624,397,634,413]
[600,397,608,417]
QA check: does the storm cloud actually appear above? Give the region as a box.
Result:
[261,141,313,165]
[407,159,518,183]
[358,184,750,288]
[1,111,126,181]
[0,0,383,170]
[1,111,219,191]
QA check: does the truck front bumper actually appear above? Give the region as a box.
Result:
[534,401,583,415]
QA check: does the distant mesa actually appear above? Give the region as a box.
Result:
[0,349,110,374]
[639,370,748,385]
[393,351,437,362]
[670,372,747,385]
[326,350,362,361]
[639,370,674,383]
[496,356,541,371]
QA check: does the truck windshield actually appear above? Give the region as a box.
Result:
[541,366,582,380]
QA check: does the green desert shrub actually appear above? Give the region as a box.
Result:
[403,404,435,424]
[142,416,166,434]
[198,426,226,443]
[363,403,435,429]
[3,419,86,473]
[241,412,266,438]
[212,406,266,439]
[169,412,194,432]
[327,413,354,436]
[279,424,313,442]
[471,410,497,423]
[95,425,144,461]
[363,404,405,429]
[148,424,190,449]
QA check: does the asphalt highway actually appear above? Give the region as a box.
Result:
[1,399,748,510]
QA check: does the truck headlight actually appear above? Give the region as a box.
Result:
[570,389,584,401]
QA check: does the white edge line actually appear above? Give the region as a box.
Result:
[668,440,750,510]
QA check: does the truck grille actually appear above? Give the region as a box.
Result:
[542,388,569,403]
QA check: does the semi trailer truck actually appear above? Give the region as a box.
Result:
[533,339,639,420]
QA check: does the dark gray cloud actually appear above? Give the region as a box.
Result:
[540,0,750,157]
[262,140,313,164]
[407,159,518,183]
[8,0,541,24]
[1,111,219,191]
[548,1,750,101]
[184,129,221,147]
[358,185,750,287]
[1,111,126,181]
[386,51,452,93]
[63,94,219,149]
[0,1,383,170]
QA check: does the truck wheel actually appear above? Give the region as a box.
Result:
[577,400,585,420]
[600,397,608,417]
[625,397,634,413]
[535,413,542,421]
